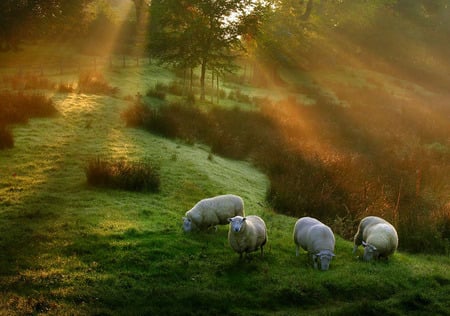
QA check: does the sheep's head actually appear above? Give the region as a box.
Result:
[314,250,335,271]
[228,216,246,233]
[182,217,193,232]
[362,241,378,261]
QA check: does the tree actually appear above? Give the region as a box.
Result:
[149,0,255,100]
[0,0,92,51]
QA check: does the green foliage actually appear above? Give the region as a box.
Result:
[85,156,160,192]
[0,0,91,50]
[149,0,255,99]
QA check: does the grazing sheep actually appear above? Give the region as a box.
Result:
[228,215,267,259]
[353,216,398,261]
[293,217,335,271]
[182,194,244,232]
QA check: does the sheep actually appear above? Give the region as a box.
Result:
[182,194,244,232]
[228,215,267,259]
[353,216,398,261]
[293,217,335,271]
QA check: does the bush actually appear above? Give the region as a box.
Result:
[0,124,14,149]
[85,156,160,192]
[78,71,119,95]
[0,91,58,125]
[57,82,75,93]
[146,86,166,100]
[121,99,153,128]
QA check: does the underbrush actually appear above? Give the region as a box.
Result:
[121,86,450,254]
[85,156,160,192]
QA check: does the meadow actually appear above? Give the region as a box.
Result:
[0,52,449,315]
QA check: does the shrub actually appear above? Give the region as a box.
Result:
[85,156,160,192]
[57,82,75,93]
[121,99,153,128]
[0,91,57,150]
[0,124,14,149]
[0,91,58,125]
[146,86,166,100]
[78,71,119,95]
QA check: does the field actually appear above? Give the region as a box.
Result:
[1,55,449,315]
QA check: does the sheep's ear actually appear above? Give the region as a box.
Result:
[227,218,232,222]
[243,217,246,221]
[362,241,367,247]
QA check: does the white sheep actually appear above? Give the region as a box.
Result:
[353,216,398,261]
[182,194,244,232]
[228,215,267,259]
[293,217,335,271]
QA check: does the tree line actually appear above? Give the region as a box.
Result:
[2,1,449,91]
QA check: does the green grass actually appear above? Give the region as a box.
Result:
[0,63,449,315]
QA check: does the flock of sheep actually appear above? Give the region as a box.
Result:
[182,194,399,270]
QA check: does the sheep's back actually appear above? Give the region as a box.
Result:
[366,223,398,255]
[307,224,335,253]
[294,217,322,250]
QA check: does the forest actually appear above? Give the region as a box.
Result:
[0,0,449,315]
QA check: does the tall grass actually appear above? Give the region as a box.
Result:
[85,156,160,192]
[78,71,119,95]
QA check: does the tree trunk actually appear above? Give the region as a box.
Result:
[200,59,207,101]
[132,0,149,56]
[301,0,314,21]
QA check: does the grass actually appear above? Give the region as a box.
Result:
[0,60,449,315]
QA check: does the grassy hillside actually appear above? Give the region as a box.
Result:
[0,62,449,315]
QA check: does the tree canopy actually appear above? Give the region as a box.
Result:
[149,0,258,100]
[0,0,92,50]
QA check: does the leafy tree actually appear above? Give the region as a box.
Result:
[149,0,256,100]
[0,0,92,50]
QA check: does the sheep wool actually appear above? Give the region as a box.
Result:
[228,215,267,259]
[293,217,335,271]
[182,194,244,232]
[353,216,398,261]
